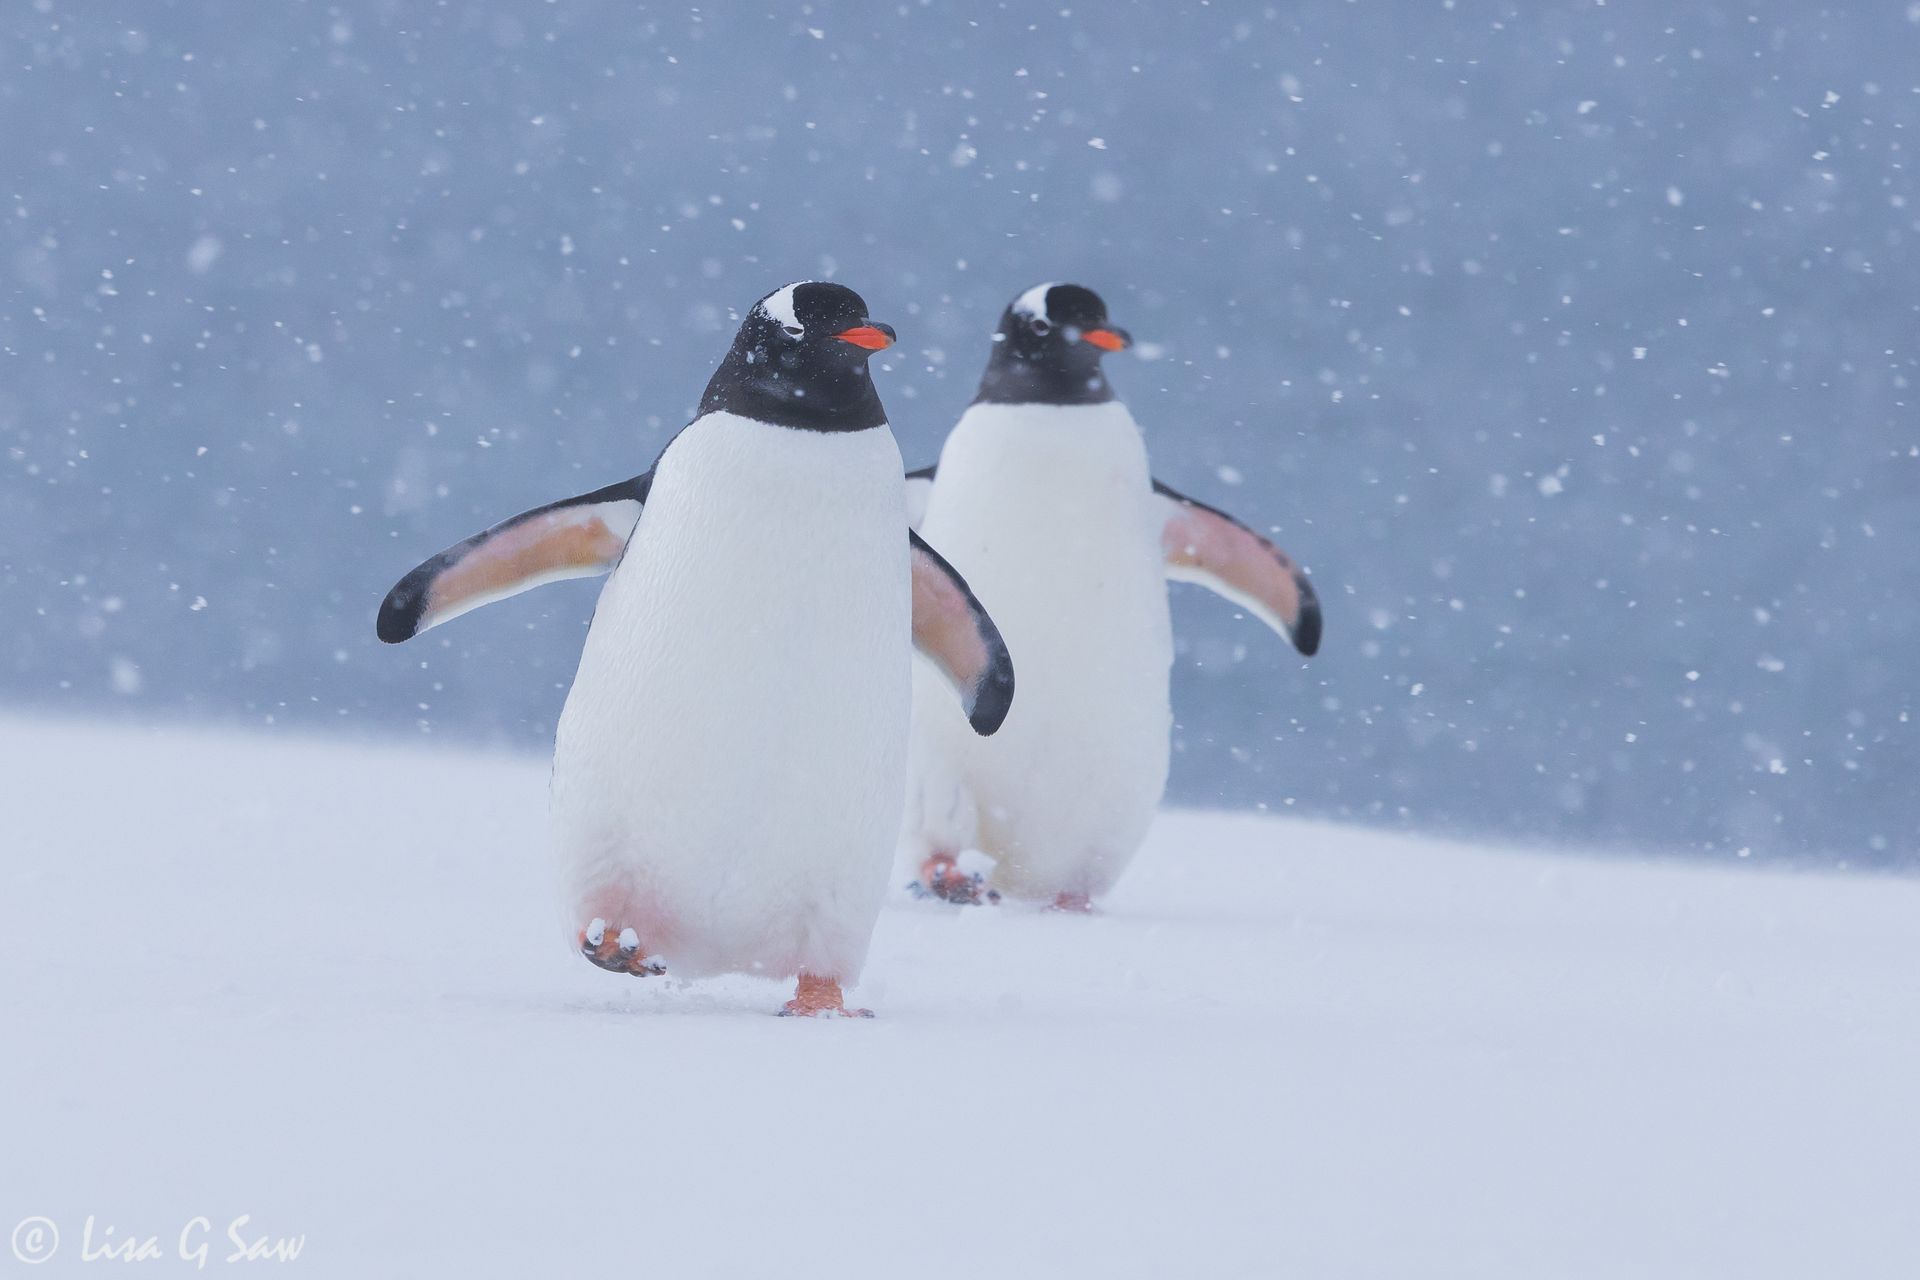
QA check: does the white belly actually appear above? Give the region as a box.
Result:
[907,401,1173,899]
[551,412,911,980]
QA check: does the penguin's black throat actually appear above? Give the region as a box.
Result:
[700,282,894,433]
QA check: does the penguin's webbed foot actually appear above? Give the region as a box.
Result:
[1046,891,1097,915]
[579,917,667,977]
[908,851,1000,907]
[778,973,873,1019]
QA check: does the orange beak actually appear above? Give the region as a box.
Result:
[834,325,895,351]
[1082,328,1130,352]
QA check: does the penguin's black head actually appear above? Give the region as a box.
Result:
[974,282,1132,407]
[700,281,898,432]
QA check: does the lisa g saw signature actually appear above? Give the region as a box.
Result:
[11,1215,305,1267]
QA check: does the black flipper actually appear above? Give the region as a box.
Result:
[1151,478,1321,656]
[909,529,1015,735]
[377,473,652,643]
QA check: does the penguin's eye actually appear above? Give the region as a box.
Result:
[1030,318,1052,336]
[782,324,804,339]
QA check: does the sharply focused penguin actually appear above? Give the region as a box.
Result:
[901,282,1319,911]
[378,282,1014,1017]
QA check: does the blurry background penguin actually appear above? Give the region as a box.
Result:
[902,283,1320,912]
[378,282,1013,1017]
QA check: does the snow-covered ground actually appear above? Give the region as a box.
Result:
[1,716,1914,1277]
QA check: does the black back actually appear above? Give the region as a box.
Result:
[973,283,1129,406]
[698,282,895,432]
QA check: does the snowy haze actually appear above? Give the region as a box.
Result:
[4,719,1915,1275]
[1,2,1916,864]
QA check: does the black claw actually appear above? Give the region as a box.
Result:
[909,861,1002,906]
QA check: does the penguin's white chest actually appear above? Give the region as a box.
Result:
[909,401,1173,897]
[551,412,911,980]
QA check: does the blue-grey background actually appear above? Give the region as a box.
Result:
[2,1,1914,864]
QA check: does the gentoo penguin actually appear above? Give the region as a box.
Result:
[378,282,1014,1017]
[901,282,1319,911]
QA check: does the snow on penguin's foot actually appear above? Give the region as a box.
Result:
[908,849,1001,907]
[778,973,873,1019]
[1045,891,1097,915]
[578,918,667,977]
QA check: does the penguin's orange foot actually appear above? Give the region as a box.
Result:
[579,918,666,977]
[910,851,1000,906]
[778,973,873,1019]
[1046,891,1097,914]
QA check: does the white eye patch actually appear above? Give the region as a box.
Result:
[1011,281,1057,324]
[759,282,805,336]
